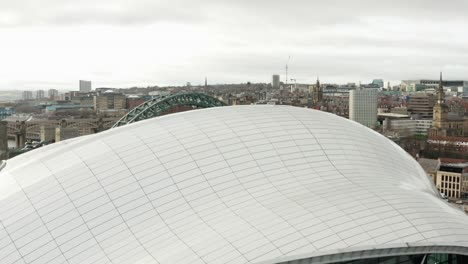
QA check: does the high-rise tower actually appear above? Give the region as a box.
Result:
[272,75,280,89]
[349,87,378,128]
[79,80,92,93]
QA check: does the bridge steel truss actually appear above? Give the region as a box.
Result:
[112,93,227,128]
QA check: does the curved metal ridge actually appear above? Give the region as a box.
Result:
[112,93,227,128]
[260,245,468,264]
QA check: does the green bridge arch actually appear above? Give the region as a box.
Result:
[112,93,227,128]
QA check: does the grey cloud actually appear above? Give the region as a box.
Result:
[2,0,468,27]
[0,0,209,27]
[1,0,468,89]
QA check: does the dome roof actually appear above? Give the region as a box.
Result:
[0,105,467,264]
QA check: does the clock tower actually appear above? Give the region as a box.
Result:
[429,72,468,137]
[429,72,450,136]
[432,72,448,126]
[311,76,323,105]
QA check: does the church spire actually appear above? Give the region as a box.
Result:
[314,75,323,103]
[438,72,445,103]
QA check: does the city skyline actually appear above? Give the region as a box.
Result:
[7,73,466,92]
[1,0,468,90]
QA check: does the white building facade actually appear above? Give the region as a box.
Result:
[79,80,92,93]
[349,88,378,128]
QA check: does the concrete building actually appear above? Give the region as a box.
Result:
[420,157,468,200]
[35,90,45,99]
[1,106,468,263]
[349,88,378,128]
[93,90,126,112]
[79,80,92,93]
[391,107,408,115]
[48,89,59,100]
[65,91,93,101]
[22,91,33,100]
[436,164,465,199]
[71,96,94,106]
[406,83,427,92]
[45,104,94,116]
[407,93,435,119]
[126,95,146,110]
[383,118,433,136]
[271,74,280,89]
[427,136,468,158]
[436,170,459,199]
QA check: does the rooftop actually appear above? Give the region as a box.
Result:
[1,106,467,263]
[378,113,410,118]
[418,158,440,173]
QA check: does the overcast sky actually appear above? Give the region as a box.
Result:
[1,0,468,90]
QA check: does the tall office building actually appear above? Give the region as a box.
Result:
[271,74,280,89]
[407,93,435,119]
[22,91,33,100]
[349,88,378,128]
[79,80,92,93]
[48,89,59,100]
[36,90,45,99]
[93,90,126,111]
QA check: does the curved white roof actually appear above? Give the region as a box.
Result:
[0,105,467,264]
